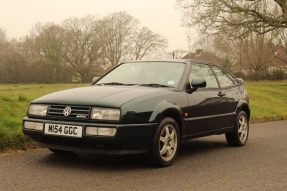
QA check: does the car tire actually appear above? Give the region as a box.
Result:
[225,111,249,146]
[49,148,76,156]
[149,117,180,167]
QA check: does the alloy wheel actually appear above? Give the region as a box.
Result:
[238,115,248,142]
[159,124,178,161]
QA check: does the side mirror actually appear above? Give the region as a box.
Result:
[185,79,206,94]
[237,78,244,83]
[92,76,100,84]
[191,79,207,88]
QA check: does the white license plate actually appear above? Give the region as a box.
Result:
[44,123,83,138]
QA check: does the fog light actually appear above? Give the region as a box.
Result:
[98,128,117,136]
[24,121,43,131]
[85,127,98,136]
[85,127,117,137]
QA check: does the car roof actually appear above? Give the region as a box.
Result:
[122,59,214,65]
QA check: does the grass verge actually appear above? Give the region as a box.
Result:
[245,81,287,123]
[0,84,84,151]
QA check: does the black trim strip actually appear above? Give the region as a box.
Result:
[182,126,233,139]
[184,112,236,121]
[38,142,148,155]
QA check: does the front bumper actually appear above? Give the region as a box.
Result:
[23,117,157,155]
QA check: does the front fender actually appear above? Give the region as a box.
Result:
[235,100,250,119]
[149,101,183,123]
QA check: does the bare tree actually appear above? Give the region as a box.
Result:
[0,38,28,83]
[177,0,287,39]
[0,29,7,82]
[239,35,274,71]
[62,16,106,82]
[189,31,276,72]
[99,12,139,67]
[269,28,287,64]
[0,29,30,83]
[0,29,6,42]
[0,12,169,83]
[27,23,68,82]
[130,27,167,60]
[178,0,287,73]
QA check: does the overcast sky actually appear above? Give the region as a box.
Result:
[0,0,189,51]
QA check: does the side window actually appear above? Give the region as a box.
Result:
[211,66,235,88]
[189,64,219,88]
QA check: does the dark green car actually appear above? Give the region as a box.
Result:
[23,60,250,166]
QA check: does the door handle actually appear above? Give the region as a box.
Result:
[218,91,226,97]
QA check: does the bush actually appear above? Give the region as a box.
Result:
[2,97,13,102]
[18,95,28,102]
[245,69,287,81]
[269,69,287,80]
[0,133,29,150]
[246,71,269,81]
[233,71,246,79]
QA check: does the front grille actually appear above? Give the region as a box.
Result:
[47,105,91,119]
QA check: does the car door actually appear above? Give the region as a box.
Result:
[185,63,224,135]
[210,65,239,128]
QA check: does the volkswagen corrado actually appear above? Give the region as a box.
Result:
[23,60,250,166]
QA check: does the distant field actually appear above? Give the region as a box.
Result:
[0,81,286,150]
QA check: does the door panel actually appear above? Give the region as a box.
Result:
[217,87,239,127]
[210,65,239,128]
[185,89,226,135]
[185,63,224,135]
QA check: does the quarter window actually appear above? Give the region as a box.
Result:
[211,66,235,87]
[189,64,219,88]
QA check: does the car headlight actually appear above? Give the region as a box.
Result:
[90,107,120,121]
[28,104,48,116]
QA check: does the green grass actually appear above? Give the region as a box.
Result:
[0,84,85,150]
[245,81,287,123]
[0,81,286,150]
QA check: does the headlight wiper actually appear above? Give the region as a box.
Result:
[139,83,173,88]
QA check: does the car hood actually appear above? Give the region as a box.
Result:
[32,86,166,107]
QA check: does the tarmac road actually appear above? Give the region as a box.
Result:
[0,120,287,191]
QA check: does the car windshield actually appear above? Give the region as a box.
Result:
[95,62,185,88]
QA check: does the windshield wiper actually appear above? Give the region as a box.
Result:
[96,82,173,88]
[138,83,173,88]
[96,82,136,86]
